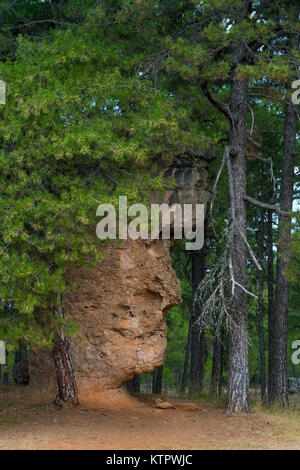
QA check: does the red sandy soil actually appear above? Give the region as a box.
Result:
[0,389,299,450]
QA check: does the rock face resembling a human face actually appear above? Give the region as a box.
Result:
[28,239,181,403]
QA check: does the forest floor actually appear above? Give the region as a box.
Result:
[0,387,299,450]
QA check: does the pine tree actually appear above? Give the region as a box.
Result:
[0,1,206,404]
[145,0,299,412]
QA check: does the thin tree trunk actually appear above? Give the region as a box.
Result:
[13,343,29,385]
[258,200,266,403]
[210,335,220,396]
[258,266,266,402]
[191,330,206,392]
[176,369,181,392]
[269,101,297,407]
[152,365,163,394]
[254,357,260,396]
[152,368,156,393]
[157,365,163,394]
[190,248,206,393]
[267,209,275,400]
[52,298,79,407]
[180,320,192,395]
[147,375,150,393]
[218,337,225,396]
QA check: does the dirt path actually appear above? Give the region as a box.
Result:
[0,393,299,450]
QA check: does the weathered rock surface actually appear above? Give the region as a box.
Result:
[28,239,181,403]
[154,398,175,409]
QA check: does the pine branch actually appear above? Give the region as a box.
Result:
[201,83,231,121]
[244,195,289,216]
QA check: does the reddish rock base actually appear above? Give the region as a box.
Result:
[28,239,181,403]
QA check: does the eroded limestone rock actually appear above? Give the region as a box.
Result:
[28,239,181,403]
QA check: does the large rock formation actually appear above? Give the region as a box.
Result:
[27,151,212,404]
[28,239,181,403]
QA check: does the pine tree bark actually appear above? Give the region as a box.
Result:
[267,209,275,400]
[190,249,206,393]
[226,54,250,413]
[210,336,220,396]
[52,298,79,407]
[258,264,266,402]
[269,101,297,407]
[258,205,266,402]
[202,1,251,413]
[180,319,192,395]
[53,334,79,407]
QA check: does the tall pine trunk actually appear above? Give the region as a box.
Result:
[226,69,249,414]
[269,102,297,406]
[190,249,206,393]
[267,209,275,400]
[258,205,266,402]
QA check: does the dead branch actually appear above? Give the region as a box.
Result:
[247,104,255,136]
[233,280,258,299]
[244,195,289,216]
[238,228,262,271]
[192,224,258,340]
